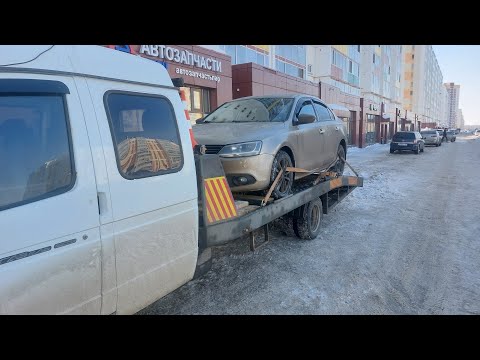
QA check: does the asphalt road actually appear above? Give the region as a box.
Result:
[138,135,480,314]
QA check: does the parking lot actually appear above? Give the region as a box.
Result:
[139,134,480,315]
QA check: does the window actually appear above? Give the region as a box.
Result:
[246,47,257,64]
[373,53,376,64]
[225,45,236,64]
[297,101,316,120]
[236,45,247,64]
[308,64,312,73]
[204,97,294,123]
[0,95,74,211]
[257,52,266,66]
[276,59,286,73]
[357,45,361,52]
[105,92,183,179]
[313,102,332,121]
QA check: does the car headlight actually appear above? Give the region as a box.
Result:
[218,141,262,158]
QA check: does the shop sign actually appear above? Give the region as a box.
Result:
[175,67,221,83]
[139,45,222,72]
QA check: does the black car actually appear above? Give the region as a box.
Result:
[390,131,425,154]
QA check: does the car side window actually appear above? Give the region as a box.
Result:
[104,92,184,179]
[313,101,333,121]
[297,100,316,121]
[0,94,74,211]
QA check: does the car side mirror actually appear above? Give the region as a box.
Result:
[297,113,316,124]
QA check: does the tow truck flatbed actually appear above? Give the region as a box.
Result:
[195,154,363,253]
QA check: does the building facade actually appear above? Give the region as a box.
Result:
[106,45,232,124]
[305,45,362,146]
[360,45,403,145]
[444,82,460,128]
[220,45,307,80]
[402,45,445,127]
[105,45,452,148]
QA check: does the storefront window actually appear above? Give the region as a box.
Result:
[181,86,211,124]
[192,89,201,111]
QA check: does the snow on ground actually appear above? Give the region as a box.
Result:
[139,134,480,315]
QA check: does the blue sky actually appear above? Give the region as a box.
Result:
[433,45,480,125]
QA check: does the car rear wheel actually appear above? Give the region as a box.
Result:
[293,198,323,240]
[269,150,293,199]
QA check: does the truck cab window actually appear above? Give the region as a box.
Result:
[104,93,183,179]
[0,95,74,211]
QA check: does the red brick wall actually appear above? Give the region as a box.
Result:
[232,63,319,99]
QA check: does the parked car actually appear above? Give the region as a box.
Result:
[446,130,457,142]
[193,94,348,199]
[390,131,425,154]
[420,130,441,147]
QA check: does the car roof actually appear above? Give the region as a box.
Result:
[0,45,173,88]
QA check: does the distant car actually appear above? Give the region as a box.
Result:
[390,131,425,154]
[420,130,441,147]
[446,130,456,142]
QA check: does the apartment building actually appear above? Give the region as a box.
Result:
[359,45,403,144]
[305,45,362,146]
[445,82,461,128]
[402,45,445,129]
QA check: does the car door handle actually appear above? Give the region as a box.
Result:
[318,128,325,134]
[335,126,339,131]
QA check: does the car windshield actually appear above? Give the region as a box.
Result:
[421,131,436,135]
[202,97,294,123]
[447,131,455,134]
[393,132,415,141]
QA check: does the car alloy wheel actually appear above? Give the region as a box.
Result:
[270,150,293,199]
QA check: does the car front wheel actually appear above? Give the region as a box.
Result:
[330,144,345,175]
[269,150,294,199]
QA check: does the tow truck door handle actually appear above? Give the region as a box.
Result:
[318,128,325,134]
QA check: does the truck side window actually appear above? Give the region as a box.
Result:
[0,95,74,211]
[104,92,183,179]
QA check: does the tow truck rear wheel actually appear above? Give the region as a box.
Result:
[293,198,323,240]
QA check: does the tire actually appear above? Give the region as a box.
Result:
[436,143,439,147]
[420,146,424,153]
[414,147,419,154]
[269,150,294,199]
[390,149,395,154]
[330,144,346,175]
[293,198,323,240]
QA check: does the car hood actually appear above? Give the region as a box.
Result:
[192,122,286,145]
